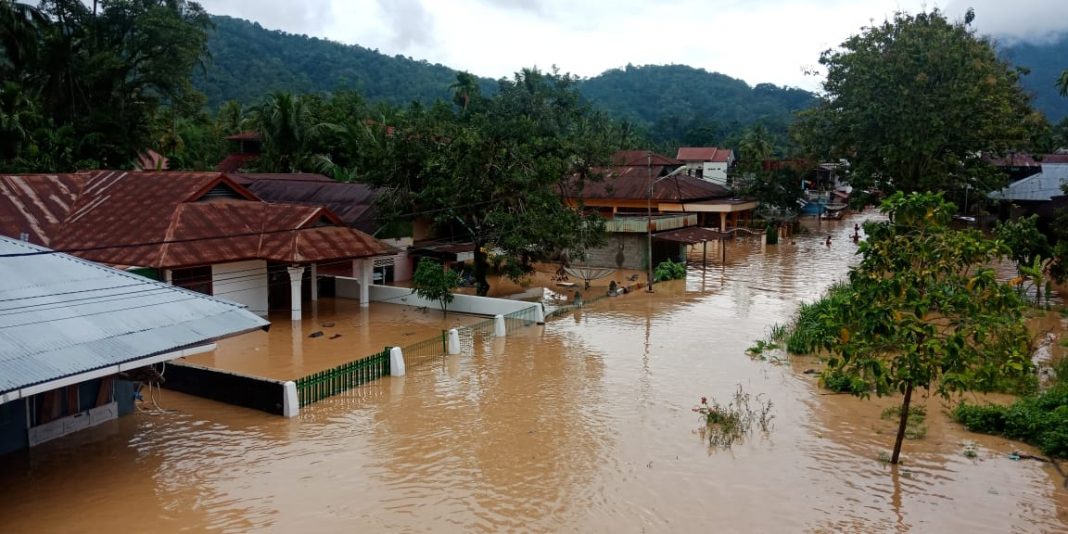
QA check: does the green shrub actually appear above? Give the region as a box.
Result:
[653,259,686,282]
[821,368,870,394]
[954,384,1068,458]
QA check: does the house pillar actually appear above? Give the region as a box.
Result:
[287,265,304,321]
[163,269,173,285]
[719,212,727,232]
[309,263,319,301]
[358,258,374,308]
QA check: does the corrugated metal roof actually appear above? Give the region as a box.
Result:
[989,164,1068,202]
[611,150,683,167]
[0,171,394,269]
[0,235,269,396]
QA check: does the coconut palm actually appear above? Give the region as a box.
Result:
[0,0,46,74]
[1058,69,1068,97]
[247,91,336,172]
[449,71,480,111]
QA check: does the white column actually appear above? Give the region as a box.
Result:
[534,304,545,325]
[494,314,507,337]
[287,265,304,321]
[390,346,406,376]
[447,328,461,355]
[309,263,319,301]
[282,381,299,418]
[163,269,173,285]
[359,258,374,308]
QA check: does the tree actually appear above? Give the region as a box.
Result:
[247,91,335,172]
[788,192,1031,464]
[449,71,480,112]
[360,68,616,295]
[796,9,1034,195]
[411,258,461,317]
[1058,69,1068,97]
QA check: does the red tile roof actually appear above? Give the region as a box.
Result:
[230,174,379,233]
[676,147,734,163]
[1041,154,1068,164]
[0,171,393,269]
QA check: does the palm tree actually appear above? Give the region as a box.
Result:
[1058,69,1068,97]
[247,91,336,172]
[449,71,480,111]
[0,0,47,74]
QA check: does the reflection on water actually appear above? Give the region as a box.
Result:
[1,214,1066,532]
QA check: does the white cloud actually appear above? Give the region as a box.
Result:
[196,0,1067,91]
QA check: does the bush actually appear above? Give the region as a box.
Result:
[954,384,1068,458]
[653,258,686,282]
[821,368,870,394]
[784,283,852,354]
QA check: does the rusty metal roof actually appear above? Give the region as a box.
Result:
[676,147,734,163]
[652,227,726,244]
[0,235,269,398]
[216,153,260,172]
[0,171,394,269]
[230,174,378,233]
[0,173,90,245]
[224,131,262,141]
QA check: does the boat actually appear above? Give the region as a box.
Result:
[820,203,848,220]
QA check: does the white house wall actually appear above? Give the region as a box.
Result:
[212,260,268,315]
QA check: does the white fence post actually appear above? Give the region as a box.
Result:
[494,314,507,337]
[534,304,545,325]
[447,328,461,355]
[390,346,405,376]
[282,381,299,418]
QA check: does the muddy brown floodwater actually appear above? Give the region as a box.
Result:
[1,215,1066,532]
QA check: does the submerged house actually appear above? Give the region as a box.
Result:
[566,151,758,270]
[676,147,735,185]
[0,171,395,320]
[989,159,1068,228]
[0,235,269,456]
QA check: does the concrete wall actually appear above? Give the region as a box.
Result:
[382,238,414,282]
[368,285,538,317]
[702,162,729,185]
[583,233,648,270]
[163,362,288,416]
[212,260,268,315]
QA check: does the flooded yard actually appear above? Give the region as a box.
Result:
[182,300,482,380]
[1,215,1066,532]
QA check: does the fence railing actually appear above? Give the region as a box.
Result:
[295,304,543,409]
[294,347,390,407]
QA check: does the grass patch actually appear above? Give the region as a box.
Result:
[954,383,1068,458]
[694,386,774,449]
[881,405,928,440]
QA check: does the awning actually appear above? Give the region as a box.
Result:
[409,241,476,262]
[652,227,726,244]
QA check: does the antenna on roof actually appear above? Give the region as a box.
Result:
[19,232,29,242]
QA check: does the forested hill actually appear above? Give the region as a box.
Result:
[580,64,816,144]
[1000,33,1068,123]
[194,16,496,107]
[194,16,815,146]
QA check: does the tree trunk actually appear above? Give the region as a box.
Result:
[473,242,490,296]
[891,382,913,465]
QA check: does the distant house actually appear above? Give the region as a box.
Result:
[989,161,1068,228]
[0,235,269,456]
[216,131,262,172]
[0,171,395,320]
[566,150,758,270]
[676,147,735,185]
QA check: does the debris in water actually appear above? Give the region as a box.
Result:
[329,334,342,340]
[321,322,335,328]
[309,331,324,338]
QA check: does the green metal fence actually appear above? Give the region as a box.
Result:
[294,347,390,407]
[503,305,539,331]
[400,331,448,369]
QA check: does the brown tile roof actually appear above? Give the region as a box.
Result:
[0,173,90,245]
[573,166,729,202]
[216,153,260,172]
[611,150,683,167]
[0,171,393,269]
[676,147,733,163]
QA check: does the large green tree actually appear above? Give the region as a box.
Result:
[797,9,1035,196]
[788,192,1031,464]
[359,69,616,295]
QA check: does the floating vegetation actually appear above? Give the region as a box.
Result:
[693,385,774,449]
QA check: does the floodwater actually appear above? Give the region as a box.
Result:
[183,300,483,380]
[2,215,1067,532]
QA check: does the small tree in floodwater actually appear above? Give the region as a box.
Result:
[791,192,1031,464]
[412,258,462,317]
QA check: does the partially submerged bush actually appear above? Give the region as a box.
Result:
[821,367,870,394]
[954,383,1068,458]
[693,386,774,449]
[653,258,687,282]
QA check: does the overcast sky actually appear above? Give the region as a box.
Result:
[197,0,1068,91]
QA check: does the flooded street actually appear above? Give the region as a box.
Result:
[2,216,1066,532]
